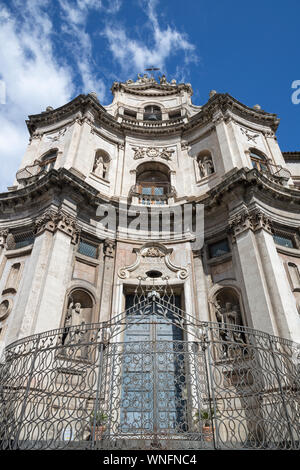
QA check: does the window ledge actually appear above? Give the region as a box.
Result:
[276,245,300,258]
[207,252,232,266]
[5,245,33,258]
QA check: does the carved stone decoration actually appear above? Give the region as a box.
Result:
[46,127,67,142]
[0,229,8,248]
[240,127,260,143]
[118,243,188,280]
[228,208,273,242]
[6,233,16,250]
[142,247,165,258]
[104,239,116,258]
[0,299,12,321]
[35,209,80,244]
[132,146,174,161]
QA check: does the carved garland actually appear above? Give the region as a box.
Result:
[132,146,175,161]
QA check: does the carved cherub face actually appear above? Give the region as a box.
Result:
[75,302,81,312]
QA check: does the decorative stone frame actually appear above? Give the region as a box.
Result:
[0,297,13,321]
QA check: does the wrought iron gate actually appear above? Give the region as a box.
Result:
[0,293,299,450]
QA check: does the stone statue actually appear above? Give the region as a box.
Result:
[203,157,214,176]
[214,300,244,357]
[93,155,104,177]
[62,301,85,347]
[159,74,167,85]
[198,156,214,179]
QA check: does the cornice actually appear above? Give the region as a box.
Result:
[1,167,300,219]
[26,90,280,141]
[282,151,300,161]
[111,81,192,97]
[184,93,280,135]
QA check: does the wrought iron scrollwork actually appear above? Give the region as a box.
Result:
[0,296,299,450]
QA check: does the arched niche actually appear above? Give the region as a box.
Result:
[93,150,110,180]
[195,150,215,181]
[63,289,94,329]
[213,287,244,328]
[60,289,95,355]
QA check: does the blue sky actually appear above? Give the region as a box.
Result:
[0,0,299,192]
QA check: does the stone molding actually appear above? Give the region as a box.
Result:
[228,208,273,242]
[35,209,80,244]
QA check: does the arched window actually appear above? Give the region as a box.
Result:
[143,105,162,121]
[135,162,171,204]
[93,150,110,180]
[40,149,58,172]
[249,149,268,172]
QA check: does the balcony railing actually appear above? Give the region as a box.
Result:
[0,296,299,450]
[130,182,176,205]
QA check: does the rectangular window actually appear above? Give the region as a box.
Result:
[273,234,295,249]
[77,239,98,259]
[208,239,230,258]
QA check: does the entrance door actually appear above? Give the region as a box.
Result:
[120,295,187,435]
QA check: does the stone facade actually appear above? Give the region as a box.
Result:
[0,73,300,357]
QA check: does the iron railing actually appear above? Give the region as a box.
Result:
[0,297,299,450]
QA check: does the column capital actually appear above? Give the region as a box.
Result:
[228,208,273,242]
[35,209,81,244]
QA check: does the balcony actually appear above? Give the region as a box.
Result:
[0,296,299,450]
[130,182,176,205]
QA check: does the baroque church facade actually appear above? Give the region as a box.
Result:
[0,73,299,450]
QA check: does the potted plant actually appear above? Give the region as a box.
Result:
[90,410,108,440]
[194,407,216,442]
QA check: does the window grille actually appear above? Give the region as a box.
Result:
[78,239,98,259]
[273,234,295,249]
[13,230,35,249]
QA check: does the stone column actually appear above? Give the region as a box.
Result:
[229,209,278,336]
[99,239,116,322]
[9,227,54,342]
[213,113,236,174]
[192,249,210,322]
[32,210,80,335]
[0,229,8,280]
[254,216,300,342]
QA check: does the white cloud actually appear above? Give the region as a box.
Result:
[103,0,198,76]
[0,0,121,192]
[0,1,74,192]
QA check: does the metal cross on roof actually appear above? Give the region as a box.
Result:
[145,66,160,77]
